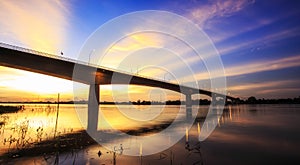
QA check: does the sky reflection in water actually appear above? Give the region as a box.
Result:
[1,104,300,164]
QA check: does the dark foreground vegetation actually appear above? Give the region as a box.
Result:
[0,131,96,163]
[0,105,23,114]
[0,121,176,162]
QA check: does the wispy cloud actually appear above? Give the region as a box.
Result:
[179,54,300,88]
[256,88,300,96]
[101,32,166,68]
[107,33,163,53]
[159,25,300,81]
[225,55,300,77]
[0,1,70,54]
[187,0,255,27]
[223,79,300,99]
[218,26,300,56]
[228,80,295,91]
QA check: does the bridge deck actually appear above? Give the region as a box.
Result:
[0,42,235,100]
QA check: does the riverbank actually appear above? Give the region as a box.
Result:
[0,120,173,162]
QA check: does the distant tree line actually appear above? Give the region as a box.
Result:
[1,96,300,105]
[237,96,300,104]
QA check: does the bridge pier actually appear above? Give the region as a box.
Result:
[225,97,229,105]
[185,94,192,108]
[212,94,217,106]
[185,94,192,120]
[87,84,100,133]
[212,94,227,105]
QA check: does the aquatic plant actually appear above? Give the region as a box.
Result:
[36,126,44,142]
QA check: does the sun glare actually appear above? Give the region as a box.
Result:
[1,67,73,95]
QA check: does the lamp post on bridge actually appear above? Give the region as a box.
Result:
[164,73,168,81]
[88,49,95,64]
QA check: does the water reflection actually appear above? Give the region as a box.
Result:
[0,104,83,156]
[1,104,300,164]
[0,104,211,164]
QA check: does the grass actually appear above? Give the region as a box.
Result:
[0,130,97,162]
[0,121,175,161]
[0,122,171,160]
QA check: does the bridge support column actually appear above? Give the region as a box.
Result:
[212,94,217,106]
[225,97,229,105]
[186,94,192,108]
[87,84,100,133]
[186,94,192,120]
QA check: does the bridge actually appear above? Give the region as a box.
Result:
[0,42,236,132]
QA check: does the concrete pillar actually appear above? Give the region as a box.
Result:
[212,93,217,106]
[87,84,100,132]
[186,94,192,108]
[186,94,192,120]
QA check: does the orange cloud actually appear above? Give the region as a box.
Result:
[0,1,73,102]
[0,0,69,54]
[101,32,167,69]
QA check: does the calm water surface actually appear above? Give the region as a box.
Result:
[1,104,300,164]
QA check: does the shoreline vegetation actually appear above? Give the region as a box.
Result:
[0,130,96,162]
[0,96,300,105]
[0,105,23,115]
[0,121,176,162]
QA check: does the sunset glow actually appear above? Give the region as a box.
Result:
[1,0,300,101]
[1,1,300,164]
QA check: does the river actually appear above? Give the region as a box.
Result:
[0,104,299,164]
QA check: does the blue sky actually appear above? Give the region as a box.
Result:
[0,0,300,101]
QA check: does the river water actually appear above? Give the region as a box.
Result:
[0,104,300,164]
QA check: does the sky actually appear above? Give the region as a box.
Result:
[0,0,300,102]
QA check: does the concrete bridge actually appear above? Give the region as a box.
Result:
[0,42,236,132]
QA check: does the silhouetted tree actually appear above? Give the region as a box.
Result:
[247,96,257,104]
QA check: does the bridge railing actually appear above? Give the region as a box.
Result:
[0,42,80,65]
[0,42,183,86]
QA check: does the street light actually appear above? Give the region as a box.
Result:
[88,49,95,64]
[164,73,168,81]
